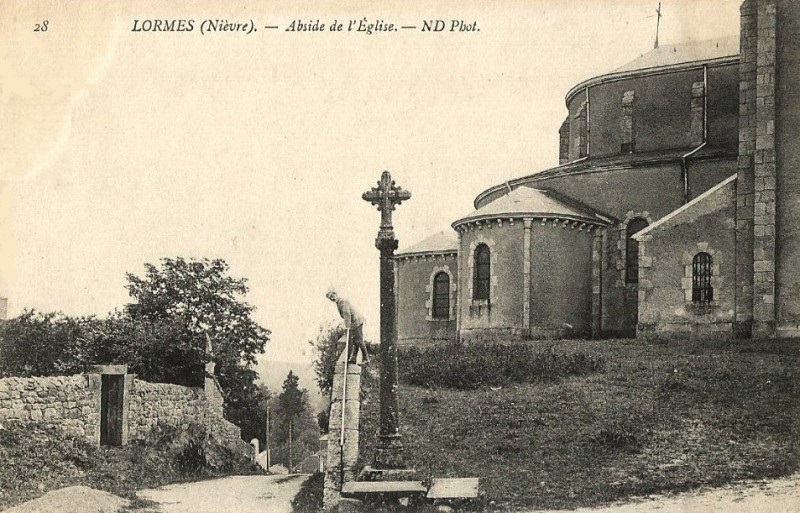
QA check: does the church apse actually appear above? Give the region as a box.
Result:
[395,1,796,344]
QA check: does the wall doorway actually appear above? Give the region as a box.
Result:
[100,374,125,446]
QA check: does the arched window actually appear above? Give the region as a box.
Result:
[432,272,450,319]
[474,244,491,300]
[692,252,713,304]
[626,218,649,284]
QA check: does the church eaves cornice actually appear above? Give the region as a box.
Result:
[564,54,739,106]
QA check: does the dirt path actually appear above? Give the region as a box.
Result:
[526,474,800,513]
[137,474,309,513]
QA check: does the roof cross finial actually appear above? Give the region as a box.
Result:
[654,2,662,49]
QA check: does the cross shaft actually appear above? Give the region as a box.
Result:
[362,170,411,469]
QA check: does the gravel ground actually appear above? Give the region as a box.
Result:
[526,473,800,513]
[1,486,128,513]
[3,473,795,513]
[136,474,309,513]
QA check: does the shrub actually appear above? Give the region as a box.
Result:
[291,472,324,513]
[0,421,97,508]
[399,342,605,389]
[142,421,251,474]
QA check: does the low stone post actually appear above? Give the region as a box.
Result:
[250,438,260,464]
[323,355,362,511]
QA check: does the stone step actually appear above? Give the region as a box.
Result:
[341,480,427,496]
[427,477,480,499]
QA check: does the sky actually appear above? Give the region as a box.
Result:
[0,0,740,381]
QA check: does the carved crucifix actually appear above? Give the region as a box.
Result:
[362,171,412,245]
[362,170,411,469]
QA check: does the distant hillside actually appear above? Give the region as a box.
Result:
[259,359,326,414]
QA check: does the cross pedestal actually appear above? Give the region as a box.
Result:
[362,171,411,470]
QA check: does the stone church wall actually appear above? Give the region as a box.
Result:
[706,65,741,149]
[636,176,737,338]
[581,68,702,157]
[458,222,526,342]
[528,222,594,338]
[565,64,738,161]
[687,159,739,202]
[396,253,458,346]
[526,165,684,222]
[454,219,595,341]
[775,0,800,336]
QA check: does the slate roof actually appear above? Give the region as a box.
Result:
[473,145,736,209]
[454,186,611,228]
[613,37,739,74]
[397,230,458,256]
[634,174,737,240]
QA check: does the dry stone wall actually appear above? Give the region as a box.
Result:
[0,372,242,447]
[128,379,206,440]
[0,375,98,439]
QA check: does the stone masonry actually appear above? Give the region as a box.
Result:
[0,370,242,447]
[324,356,363,512]
[736,0,780,338]
[735,0,758,338]
[0,375,98,439]
[690,82,706,147]
[559,117,570,164]
[573,100,588,159]
[621,90,635,153]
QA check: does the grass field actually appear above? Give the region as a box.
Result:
[357,338,799,511]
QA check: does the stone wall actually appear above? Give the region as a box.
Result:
[323,351,362,512]
[127,379,206,441]
[396,253,458,346]
[0,370,241,447]
[457,221,523,342]
[774,0,800,337]
[636,175,737,338]
[0,375,98,439]
[566,64,738,161]
[454,216,597,342]
[735,0,798,339]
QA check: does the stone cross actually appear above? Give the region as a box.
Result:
[362,170,410,469]
[362,171,411,245]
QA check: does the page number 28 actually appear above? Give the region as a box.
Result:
[34,20,49,32]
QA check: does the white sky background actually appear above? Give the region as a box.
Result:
[0,1,740,377]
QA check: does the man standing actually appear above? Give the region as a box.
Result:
[326,288,370,365]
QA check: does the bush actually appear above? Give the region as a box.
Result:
[291,472,324,513]
[399,342,605,389]
[0,419,256,510]
[143,421,251,474]
[0,421,96,508]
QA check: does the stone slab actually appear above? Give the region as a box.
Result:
[341,481,427,495]
[358,466,418,482]
[427,478,480,499]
